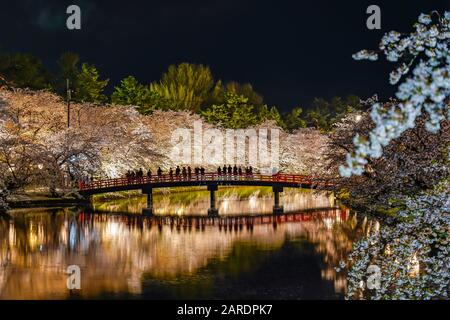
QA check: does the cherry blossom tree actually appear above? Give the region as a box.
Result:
[341,182,449,300]
[280,127,329,175]
[0,88,164,201]
[324,106,448,210]
[340,11,450,177]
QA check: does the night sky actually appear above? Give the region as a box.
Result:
[0,0,448,112]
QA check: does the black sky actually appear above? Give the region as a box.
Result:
[0,0,448,112]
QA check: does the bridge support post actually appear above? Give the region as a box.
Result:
[87,195,94,211]
[273,186,284,215]
[79,193,94,211]
[142,187,154,216]
[207,184,219,217]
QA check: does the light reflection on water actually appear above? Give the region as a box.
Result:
[0,188,363,300]
[94,187,336,215]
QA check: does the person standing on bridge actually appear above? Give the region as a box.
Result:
[175,166,181,179]
[182,167,187,180]
[169,167,173,180]
[222,165,227,180]
[157,167,163,181]
[238,166,242,180]
[217,166,222,179]
[187,166,192,180]
[233,165,238,179]
[227,165,232,178]
[200,166,205,178]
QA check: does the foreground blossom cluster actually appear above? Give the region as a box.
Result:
[343,182,449,299]
[340,11,450,177]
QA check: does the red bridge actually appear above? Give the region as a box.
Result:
[79,173,333,216]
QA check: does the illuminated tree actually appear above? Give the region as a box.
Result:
[340,11,450,177]
[150,63,215,112]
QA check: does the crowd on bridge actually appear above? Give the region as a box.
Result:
[123,165,255,183]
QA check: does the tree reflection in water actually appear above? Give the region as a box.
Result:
[94,187,336,216]
[0,189,365,300]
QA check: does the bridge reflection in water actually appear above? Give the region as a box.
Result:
[0,204,365,299]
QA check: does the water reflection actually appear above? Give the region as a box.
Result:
[0,213,362,299]
[0,188,365,300]
[94,187,336,216]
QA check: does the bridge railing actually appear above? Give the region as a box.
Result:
[78,173,333,191]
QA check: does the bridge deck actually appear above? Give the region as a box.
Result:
[79,173,333,196]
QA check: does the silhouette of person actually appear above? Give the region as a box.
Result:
[157,167,162,181]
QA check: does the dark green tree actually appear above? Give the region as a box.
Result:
[283,107,307,132]
[56,52,80,95]
[257,104,285,128]
[206,81,264,108]
[135,91,167,115]
[0,53,52,89]
[302,95,362,131]
[112,76,149,105]
[74,63,109,103]
[329,95,361,124]
[111,75,166,114]
[201,92,259,128]
[223,82,264,106]
[304,98,331,131]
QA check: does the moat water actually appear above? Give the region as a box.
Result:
[0,187,368,299]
